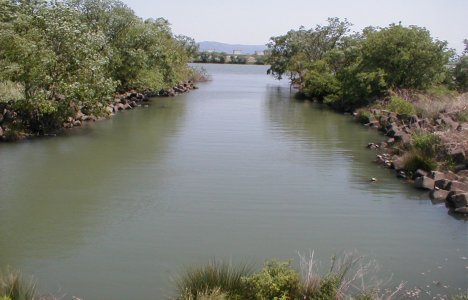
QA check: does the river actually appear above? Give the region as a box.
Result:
[0,64,466,299]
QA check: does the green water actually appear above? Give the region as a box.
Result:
[0,64,466,299]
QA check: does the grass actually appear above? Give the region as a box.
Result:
[173,253,408,300]
[174,260,253,299]
[0,268,37,300]
[386,95,416,116]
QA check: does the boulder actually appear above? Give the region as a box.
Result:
[429,189,450,203]
[447,193,468,209]
[447,180,468,192]
[415,169,429,178]
[0,126,3,137]
[123,103,132,110]
[454,207,468,214]
[105,106,113,114]
[447,148,466,164]
[386,124,399,137]
[414,176,435,190]
[394,131,411,144]
[435,179,451,190]
[392,156,406,171]
[430,171,446,181]
[457,170,468,177]
[73,120,81,127]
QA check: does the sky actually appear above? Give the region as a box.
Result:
[122,0,468,54]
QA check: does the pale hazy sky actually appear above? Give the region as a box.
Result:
[122,0,467,54]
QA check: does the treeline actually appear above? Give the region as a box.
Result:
[0,0,198,137]
[193,52,267,65]
[266,18,468,111]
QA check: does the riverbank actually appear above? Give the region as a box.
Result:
[354,90,468,216]
[0,80,199,142]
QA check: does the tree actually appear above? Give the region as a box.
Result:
[454,39,468,91]
[359,24,451,90]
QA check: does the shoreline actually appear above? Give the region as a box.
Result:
[0,80,198,142]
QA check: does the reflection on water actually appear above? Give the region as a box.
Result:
[0,64,466,299]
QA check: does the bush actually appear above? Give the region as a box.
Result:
[411,131,442,157]
[242,260,300,300]
[386,96,416,116]
[402,151,437,172]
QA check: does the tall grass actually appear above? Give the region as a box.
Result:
[175,260,253,299]
[0,268,37,300]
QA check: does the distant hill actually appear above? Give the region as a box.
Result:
[198,41,267,55]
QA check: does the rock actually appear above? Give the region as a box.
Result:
[394,131,411,144]
[75,111,85,121]
[73,120,81,127]
[447,180,468,192]
[0,126,3,137]
[386,124,399,137]
[123,103,132,110]
[416,169,429,178]
[414,176,435,190]
[130,101,137,108]
[447,148,466,164]
[430,171,446,181]
[387,137,395,144]
[392,156,406,171]
[430,189,450,203]
[457,170,468,177]
[397,171,407,179]
[454,207,468,214]
[63,122,73,129]
[447,193,468,209]
[435,179,451,190]
[105,106,113,114]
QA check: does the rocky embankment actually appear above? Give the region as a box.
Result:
[361,109,468,216]
[0,81,197,141]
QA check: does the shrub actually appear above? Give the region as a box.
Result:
[175,260,252,299]
[356,110,372,124]
[242,260,300,300]
[387,96,416,116]
[411,131,442,157]
[401,151,437,172]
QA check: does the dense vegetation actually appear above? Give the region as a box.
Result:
[266,18,466,111]
[267,19,468,176]
[0,0,197,138]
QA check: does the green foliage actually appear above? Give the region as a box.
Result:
[267,20,453,110]
[242,260,300,300]
[356,111,372,124]
[359,24,451,90]
[0,268,37,300]
[454,55,468,92]
[411,131,442,157]
[0,0,194,136]
[175,260,252,299]
[402,151,437,172]
[386,96,416,115]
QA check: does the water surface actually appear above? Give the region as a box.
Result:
[0,64,466,299]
